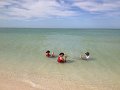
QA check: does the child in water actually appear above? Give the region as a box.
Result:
[51,52,55,57]
[57,53,67,63]
[81,52,90,60]
[46,50,51,57]
[46,50,55,57]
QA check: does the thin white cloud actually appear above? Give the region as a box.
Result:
[74,0,120,13]
[0,0,76,19]
[0,0,120,20]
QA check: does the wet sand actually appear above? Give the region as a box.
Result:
[0,72,119,90]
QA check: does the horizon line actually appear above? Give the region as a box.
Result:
[0,27,120,29]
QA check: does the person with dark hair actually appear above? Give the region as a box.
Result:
[57,53,67,63]
[45,50,55,57]
[46,50,51,57]
[81,52,90,60]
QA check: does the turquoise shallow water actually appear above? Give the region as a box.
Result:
[0,28,120,86]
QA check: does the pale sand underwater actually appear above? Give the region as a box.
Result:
[0,28,120,90]
[0,73,119,90]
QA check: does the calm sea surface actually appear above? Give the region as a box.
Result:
[0,28,120,86]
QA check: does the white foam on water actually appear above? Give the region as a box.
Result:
[21,79,45,90]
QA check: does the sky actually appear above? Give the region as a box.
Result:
[0,0,120,28]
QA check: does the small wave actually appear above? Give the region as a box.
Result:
[20,79,45,90]
[23,79,37,87]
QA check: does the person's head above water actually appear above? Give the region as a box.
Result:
[85,52,90,56]
[46,50,51,57]
[46,50,50,53]
[59,53,64,57]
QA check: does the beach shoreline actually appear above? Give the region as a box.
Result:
[0,72,119,90]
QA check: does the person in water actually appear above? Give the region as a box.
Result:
[51,52,55,57]
[46,50,55,57]
[57,53,67,63]
[81,52,90,60]
[46,50,51,57]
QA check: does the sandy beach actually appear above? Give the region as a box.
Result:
[0,72,120,90]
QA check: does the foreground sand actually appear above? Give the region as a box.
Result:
[0,73,119,90]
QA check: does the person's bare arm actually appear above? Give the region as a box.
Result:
[64,55,67,60]
[80,55,83,59]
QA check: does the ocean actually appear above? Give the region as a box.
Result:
[0,28,120,89]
